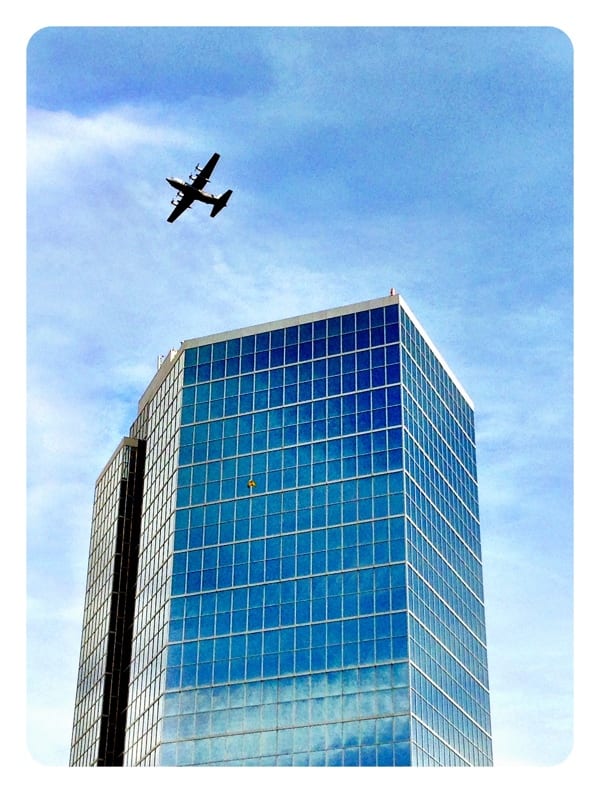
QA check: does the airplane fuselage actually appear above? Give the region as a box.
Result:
[166,177,218,205]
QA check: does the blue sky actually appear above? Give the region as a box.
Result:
[24,22,576,771]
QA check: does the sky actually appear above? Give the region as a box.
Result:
[21,15,584,778]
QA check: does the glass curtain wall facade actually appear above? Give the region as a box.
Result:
[70,293,492,766]
[70,437,146,765]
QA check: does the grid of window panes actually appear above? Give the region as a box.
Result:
[124,358,184,766]
[163,302,413,765]
[400,307,493,766]
[70,440,136,766]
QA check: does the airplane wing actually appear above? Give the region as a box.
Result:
[167,192,194,223]
[190,152,220,190]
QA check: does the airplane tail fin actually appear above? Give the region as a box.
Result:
[210,189,233,217]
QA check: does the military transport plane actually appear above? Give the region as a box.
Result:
[166,152,232,222]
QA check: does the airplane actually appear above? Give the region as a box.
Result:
[166,152,233,222]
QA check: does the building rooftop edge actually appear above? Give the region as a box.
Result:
[137,293,473,413]
[95,436,141,487]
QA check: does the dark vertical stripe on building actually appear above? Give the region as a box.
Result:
[98,439,146,766]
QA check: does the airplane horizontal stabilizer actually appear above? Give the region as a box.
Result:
[210,189,233,218]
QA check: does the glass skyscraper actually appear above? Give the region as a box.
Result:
[70,293,493,766]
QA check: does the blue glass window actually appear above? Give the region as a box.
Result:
[164,301,490,767]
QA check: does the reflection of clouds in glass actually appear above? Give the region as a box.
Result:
[160,661,411,763]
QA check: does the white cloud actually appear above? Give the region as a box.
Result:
[28,107,188,175]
